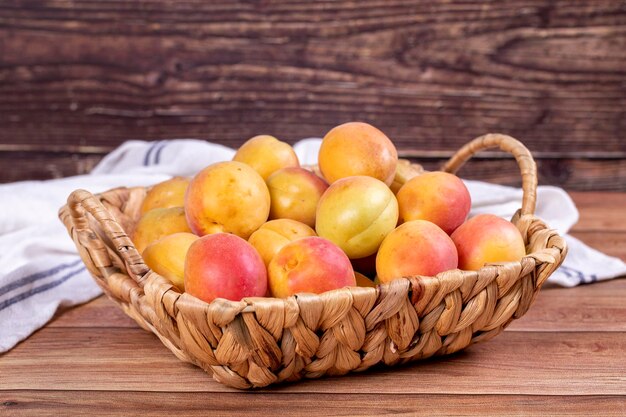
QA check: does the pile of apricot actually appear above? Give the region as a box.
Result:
[133,123,526,303]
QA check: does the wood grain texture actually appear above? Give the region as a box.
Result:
[2,327,626,395]
[570,192,626,232]
[48,296,137,329]
[2,391,625,417]
[570,231,626,260]
[509,278,626,332]
[417,157,626,191]
[1,1,625,187]
[0,152,102,183]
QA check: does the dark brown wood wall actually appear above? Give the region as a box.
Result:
[1,1,625,189]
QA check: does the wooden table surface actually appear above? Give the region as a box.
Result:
[1,191,625,416]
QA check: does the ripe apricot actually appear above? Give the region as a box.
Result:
[233,135,299,180]
[267,167,328,228]
[132,207,192,254]
[185,161,270,239]
[316,176,398,259]
[142,232,198,291]
[318,122,398,185]
[397,171,471,234]
[268,237,355,297]
[376,220,458,283]
[248,219,317,267]
[451,214,526,271]
[140,177,190,215]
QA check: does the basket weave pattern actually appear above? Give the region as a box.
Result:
[59,134,567,389]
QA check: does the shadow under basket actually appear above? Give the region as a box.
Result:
[59,134,567,389]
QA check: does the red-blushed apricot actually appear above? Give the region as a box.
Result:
[267,167,329,228]
[318,122,398,185]
[316,176,398,259]
[142,232,198,292]
[396,171,471,234]
[185,233,267,302]
[185,161,270,239]
[451,214,526,271]
[140,177,190,215]
[268,237,356,298]
[248,219,317,267]
[132,207,192,254]
[233,135,299,180]
[376,220,458,283]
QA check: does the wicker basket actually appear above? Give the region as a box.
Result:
[59,134,567,389]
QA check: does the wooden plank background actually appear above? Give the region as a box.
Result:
[1,1,625,188]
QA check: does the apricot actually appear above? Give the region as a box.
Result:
[451,214,526,271]
[233,135,299,180]
[318,122,398,185]
[132,207,192,254]
[390,159,424,194]
[396,171,471,234]
[140,176,190,215]
[376,220,458,283]
[316,176,398,259]
[185,233,267,302]
[355,271,376,288]
[268,237,355,298]
[142,232,198,291]
[185,161,270,239]
[248,219,317,267]
[266,167,329,227]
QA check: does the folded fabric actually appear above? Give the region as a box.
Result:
[1,139,624,353]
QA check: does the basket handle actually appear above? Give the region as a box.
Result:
[440,133,537,216]
[67,189,150,285]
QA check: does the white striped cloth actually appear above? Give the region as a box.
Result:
[1,139,624,353]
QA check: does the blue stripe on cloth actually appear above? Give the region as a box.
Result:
[0,266,87,312]
[154,140,169,164]
[0,259,83,297]
[560,266,590,285]
[143,141,160,166]
[558,267,575,282]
